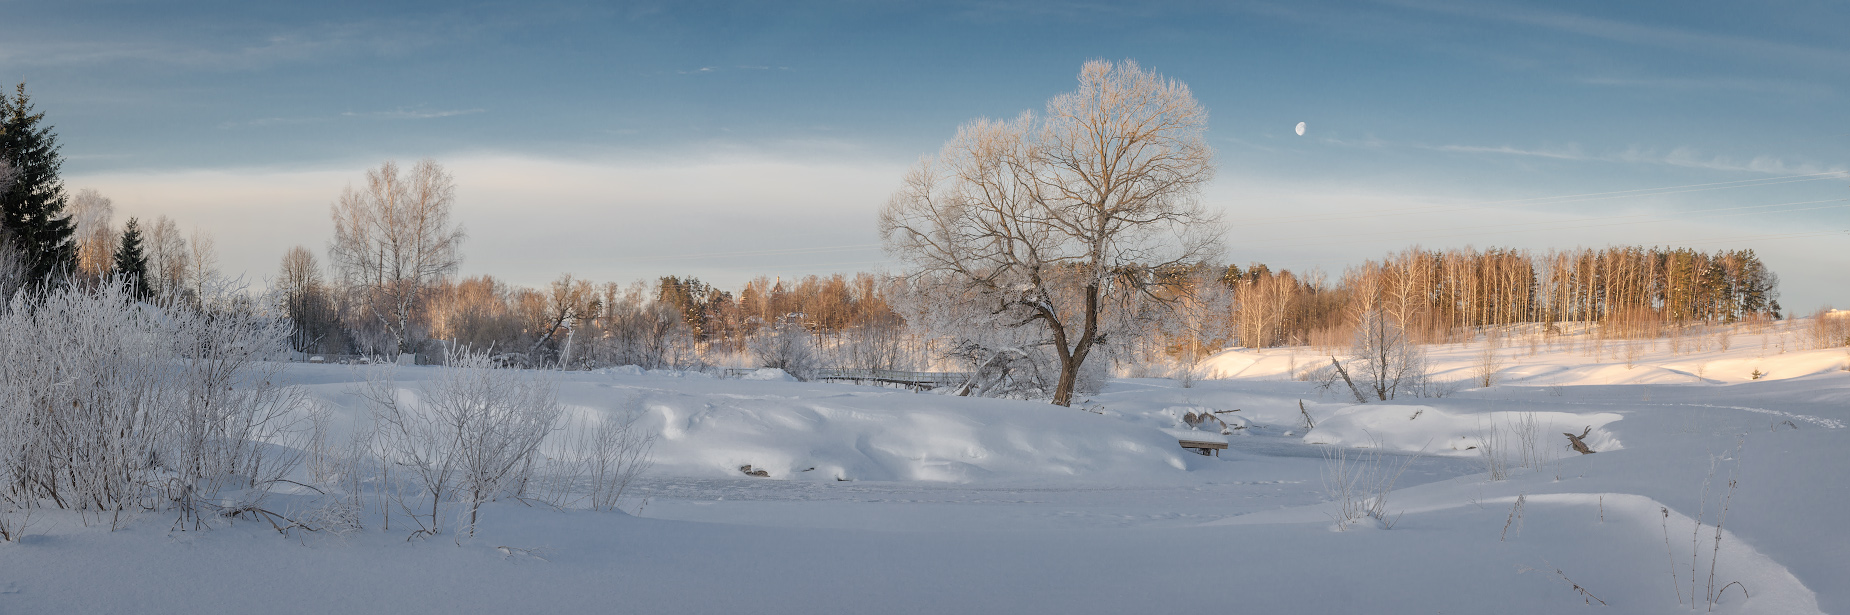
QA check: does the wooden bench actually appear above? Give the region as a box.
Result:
[1178,439,1228,457]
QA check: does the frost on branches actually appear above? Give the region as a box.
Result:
[0,281,303,538]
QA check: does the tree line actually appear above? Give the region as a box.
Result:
[1163,245,1782,353]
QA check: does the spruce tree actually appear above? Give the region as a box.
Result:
[0,82,77,283]
[114,217,152,299]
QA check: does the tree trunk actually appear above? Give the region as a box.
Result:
[1052,283,1102,407]
[1330,357,1369,404]
[1052,355,1078,407]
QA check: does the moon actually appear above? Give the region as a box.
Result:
[1295,122,1306,136]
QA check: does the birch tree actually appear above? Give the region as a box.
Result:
[67,188,116,282]
[146,215,188,298]
[882,60,1221,406]
[328,159,465,356]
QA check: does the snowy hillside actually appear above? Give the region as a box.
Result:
[2,326,1846,614]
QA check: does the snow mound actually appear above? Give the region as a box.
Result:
[614,376,1192,482]
[1470,363,1700,386]
[1303,404,1623,456]
[1197,348,1303,380]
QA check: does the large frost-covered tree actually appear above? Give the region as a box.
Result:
[328,159,466,356]
[0,82,76,282]
[881,60,1222,406]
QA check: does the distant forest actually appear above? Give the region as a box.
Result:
[276,242,1790,372]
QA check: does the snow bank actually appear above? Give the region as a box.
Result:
[1190,326,1850,388]
[285,364,1196,484]
[1302,404,1623,456]
[628,379,1192,482]
[1197,348,1306,380]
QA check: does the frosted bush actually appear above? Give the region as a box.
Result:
[366,349,564,538]
[749,322,819,381]
[0,280,303,536]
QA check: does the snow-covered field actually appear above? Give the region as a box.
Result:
[3,331,1847,614]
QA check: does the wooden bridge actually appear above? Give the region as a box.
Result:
[723,368,970,391]
[814,369,971,391]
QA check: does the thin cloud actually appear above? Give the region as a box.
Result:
[1434,144,1587,161]
[675,65,792,75]
[1430,142,1845,176]
[1314,135,1391,149]
[1578,75,1831,97]
[1383,0,1850,69]
[217,116,325,129]
[219,108,482,130]
[1633,147,1846,176]
[0,20,444,71]
[341,108,485,120]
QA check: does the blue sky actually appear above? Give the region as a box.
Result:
[6,0,1848,308]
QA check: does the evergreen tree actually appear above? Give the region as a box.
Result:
[114,217,152,299]
[0,82,77,283]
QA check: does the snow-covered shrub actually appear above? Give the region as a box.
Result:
[1348,310,1430,401]
[528,401,655,512]
[1476,412,1556,482]
[1474,329,1504,388]
[1321,441,1420,530]
[366,350,564,538]
[1808,307,1850,350]
[749,322,819,381]
[0,280,303,535]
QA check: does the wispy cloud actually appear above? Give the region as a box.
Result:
[341,108,484,120]
[1433,143,1587,160]
[1431,141,1846,176]
[1577,75,1831,96]
[1621,147,1847,176]
[0,20,445,71]
[1382,0,1850,69]
[216,116,324,129]
[1314,135,1391,149]
[675,65,792,75]
[219,108,483,130]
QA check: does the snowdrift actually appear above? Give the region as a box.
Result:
[630,381,1193,482]
[1303,404,1623,456]
[290,364,1194,484]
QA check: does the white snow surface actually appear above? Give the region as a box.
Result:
[1304,404,1624,455]
[3,323,1848,614]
